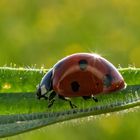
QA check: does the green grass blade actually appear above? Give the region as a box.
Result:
[0,67,140,137]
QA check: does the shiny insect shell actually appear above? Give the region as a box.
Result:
[36,53,126,108]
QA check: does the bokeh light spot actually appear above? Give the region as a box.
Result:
[2,83,12,90]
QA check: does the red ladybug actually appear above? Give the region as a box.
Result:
[36,53,126,108]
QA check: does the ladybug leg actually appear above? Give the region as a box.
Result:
[82,96,91,100]
[69,101,77,109]
[37,94,48,100]
[92,95,98,102]
[83,95,98,102]
[48,91,56,108]
[58,95,77,108]
[48,99,55,108]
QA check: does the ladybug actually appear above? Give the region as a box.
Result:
[36,53,126,108]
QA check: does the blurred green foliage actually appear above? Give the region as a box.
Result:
[0,0,140,139]
[0,0,140,68]
[8,109,140,140]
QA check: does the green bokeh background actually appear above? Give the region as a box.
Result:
[0,0,140,68]
[0,0,140,139]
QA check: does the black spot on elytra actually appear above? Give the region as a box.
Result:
[78,59,88,70]
[103,74,113,87]
[96,82,99,87]
[71,81,80,92]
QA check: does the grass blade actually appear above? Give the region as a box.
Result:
[0,67,140,137]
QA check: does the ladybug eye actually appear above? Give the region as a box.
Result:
[103,74,113,87]
[71,81,80,92]
[78,59,88,70]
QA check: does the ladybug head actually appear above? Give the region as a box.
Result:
[36,84,48,99]
[36,69,53,99]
